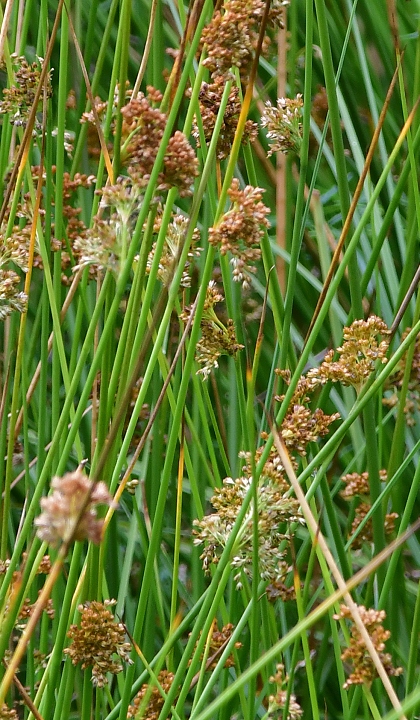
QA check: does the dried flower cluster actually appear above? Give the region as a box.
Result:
[17,592,54,629]
[72,178,142,276]
[201,0,288,80]
[341,470,398,549]
[35,469,116,546]
[146,214,201,287]
[208,178,270,288]
[0,54,52,130]
[384,328,420,423]
[334,605,402,688]
[261,95,303,156]
[0,269,27,319]
[275,370,340,456]
[65,599,132,686]
[194,451,303,588]
[181,282,243,379]
[120,89,198,196]
[0,704,18,720]
[267,664,303,719]
[193,80,258,160]
[127,670,175,719]
[307,316,390,392]
[190,621,242,669]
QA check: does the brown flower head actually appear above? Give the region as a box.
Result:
[127,670,176,719]
[0,54,52,131]
[194,453,302,588]
[334,604,402,688]
[201,0,288,80]
[261,95,304,156]
[0,269,27,319]
[208,179,270,288]
[268,664,303,719]
[190,621,242,669]
[65,599,132,686]
[307,316,390,392]
[275,369,340,457]
[0,704,18,720]
[193,80,258,160]
[120,90,198,196]
[181,282,244,379]
[35,469,116,546]
[340,470,398,549]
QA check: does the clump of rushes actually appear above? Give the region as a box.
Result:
[261,95,304,156]
[307,316,390,392]
[181,281,244,379]
[127,670,176,719]
[200,0,288,80]
[120,89,198,196]
[65,599,133,687]
[193,451,303,588]
[275,370,340,456]
[333,605,403,689]
[193,80,258,160]
[189,621,242,669]
[384,328,420,423]
[146,214,201,287]
[0,54,52,130]
[267,663,303,720]
[34,469,116,546]
[341,471,398,549]
[208,178,270,288]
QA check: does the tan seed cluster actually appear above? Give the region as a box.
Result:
[340,470,398,549]
[194,450,302,588]
[146,215,201,288]
[127,670,175,719]
[268,664,303,719]
[193,80,258,160]
[208,179,270,288]
[334,604,402,688]
[307,316,390,392]
[0,54,52,130]
[181,282,243,379]
[65,599,132,687]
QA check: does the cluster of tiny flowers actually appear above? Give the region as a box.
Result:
[334,605,402,689]
[72,179,142,276]
[267,664,303,720]
[208,179,270,288]
[341,470,398,549]
[201,0,288,80]
[35,469,116,546]
[261,95,303,156]
[307,316,390,393]
[192,80,258,160]
[120,88,198,196]
[190,621,242,669]
[16,592,54,630]
[146,214,201,287]
[384,328,420,424]
[127,670,175,719]
[0,704,18,720]
[65,599,133,687]
[275,370,340,457]
[0,54,52,130]
[193,454,302,588]
[181,282,244,379]
[0,212,32,318]
[0,270,27,319]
